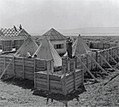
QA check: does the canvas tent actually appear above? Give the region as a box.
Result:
[72,35,91,56]
[33,37,62,67]
[64,35,91,57]
[14,37,38,57]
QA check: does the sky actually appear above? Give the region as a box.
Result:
[0,0,119,34]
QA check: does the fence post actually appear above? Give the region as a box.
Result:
[73,58,76,90]
[23,57,25,79]
[47,60,50,92]
[34,58,36,88]
[62,57,67,95]
[4,56,6,70]
[12,56,15,76]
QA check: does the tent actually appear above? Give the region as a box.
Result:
[14,37,38,57]
[72,35,91,56]
[33,37,62,67]
[64,35,91,57]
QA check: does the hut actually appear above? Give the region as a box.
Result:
[38,28,67,56]
[0,26,30,52]
[33,37,62,68]
[14,37,38,57]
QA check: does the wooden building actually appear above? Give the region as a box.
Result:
[38,28,67,56]
[0,26,30,52]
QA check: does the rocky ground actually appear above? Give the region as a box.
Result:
[0,70,119,107]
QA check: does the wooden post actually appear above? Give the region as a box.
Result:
[67,58,70,73]
[50,60,54,73]
[75,57,77,69]
[47,60,50,91]
[62,57,67,95]
[23,57,25,79]
[46,60,51,104]
[34,58,36,88]
[95,51,98,69]
[12,56,15,76]
[72,58,76,90]
[107,50,109,62]
[86,54,89,68]
[4,56,6,70]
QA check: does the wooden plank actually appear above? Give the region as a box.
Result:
[47,61,50,91]
[34,58,36,88]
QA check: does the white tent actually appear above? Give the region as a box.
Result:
[33,37,62,67]
[14,37,38,57]
[72,35,91,56]
[64,35,91,57]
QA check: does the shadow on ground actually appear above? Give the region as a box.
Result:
[2,77,34,90]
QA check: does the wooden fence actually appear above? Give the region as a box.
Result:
[0,55,47,80]
[75,47,119,71]
[0,46,119,95]
[34,69,83,95]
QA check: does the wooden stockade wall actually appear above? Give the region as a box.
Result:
[0,46,119,95]
[0,54,84,95]
[0,55,47,80]
[34,69,83,95]
[89,41,117,49]
[75,47,119,71]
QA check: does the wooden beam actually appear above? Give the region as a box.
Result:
[106,51,117,64]
[47,60,50,91]
[34,58,36,88]
[77,56,98,82]
[87,54,107,74]
[23,57,25,79]
[72,58,76,90]
[98,52,113,69]
[12,57,15,76]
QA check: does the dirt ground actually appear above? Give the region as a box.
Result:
[0,71,119,107]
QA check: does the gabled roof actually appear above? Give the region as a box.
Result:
[0,27,30,38]
[72,35,91,56]
[33,37,62,67]
[14,37,38,57]
[42,28,66,41]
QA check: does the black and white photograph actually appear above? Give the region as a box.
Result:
[0,0,119,106]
